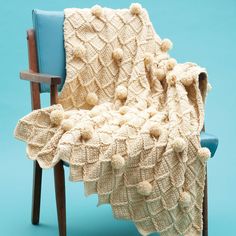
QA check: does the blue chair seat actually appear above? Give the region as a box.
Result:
[200,132,218,157]
[63,132,218,167]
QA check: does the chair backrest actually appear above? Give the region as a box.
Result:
[32,9,65,93]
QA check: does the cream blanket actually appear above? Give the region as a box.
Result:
[15,4,211,236]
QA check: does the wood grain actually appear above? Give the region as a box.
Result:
[27,29,42,225]
[20,71,61,85]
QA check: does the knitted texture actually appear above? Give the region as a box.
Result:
[15,4,210,236]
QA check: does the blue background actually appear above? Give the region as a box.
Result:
[0,0,235,235]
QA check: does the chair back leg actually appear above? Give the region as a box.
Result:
[54,161,67,236]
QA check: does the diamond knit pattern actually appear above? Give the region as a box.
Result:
[14,5,209,236]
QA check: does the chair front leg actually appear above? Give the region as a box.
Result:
[54,161,67,236]
[202,165,208,236]
[31,161,42,225]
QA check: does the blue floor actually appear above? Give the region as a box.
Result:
[1,0,236,235]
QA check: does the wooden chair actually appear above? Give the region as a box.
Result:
[19,9,219,236]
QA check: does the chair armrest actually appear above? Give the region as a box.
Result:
[20,71,61,85]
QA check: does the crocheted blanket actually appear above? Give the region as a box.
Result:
[15,4,211,236]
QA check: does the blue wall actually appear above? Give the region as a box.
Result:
[0,0,235,235]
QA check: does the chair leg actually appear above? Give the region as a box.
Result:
[54,161,67,236]
[32,161,42,225]
[202,166,208,236]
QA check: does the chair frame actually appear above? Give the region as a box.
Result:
[20,29,209,236]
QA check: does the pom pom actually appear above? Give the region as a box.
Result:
[119,106,129,115]
[73,45,86,59]
[50,110,64,126]
[86,92,98,106]
[81,126,93,141]
[144,53,154,66]
[91,5,103,18]
[160,39,173,52]
[116,85,128,100]
[181,75,194,86]
[137,181,153,196]
[149,125,162,138]
[166,58,177,71]
[61,119,74,132]
[112,48,123,62]
[172,137,186,153]
[179,191,191,208]
[144,53,154,72]
[155,68,166,81]
[130,3,142,15]
[166,74,177,86]
[197,147,211,161]
[111,154,125,169]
